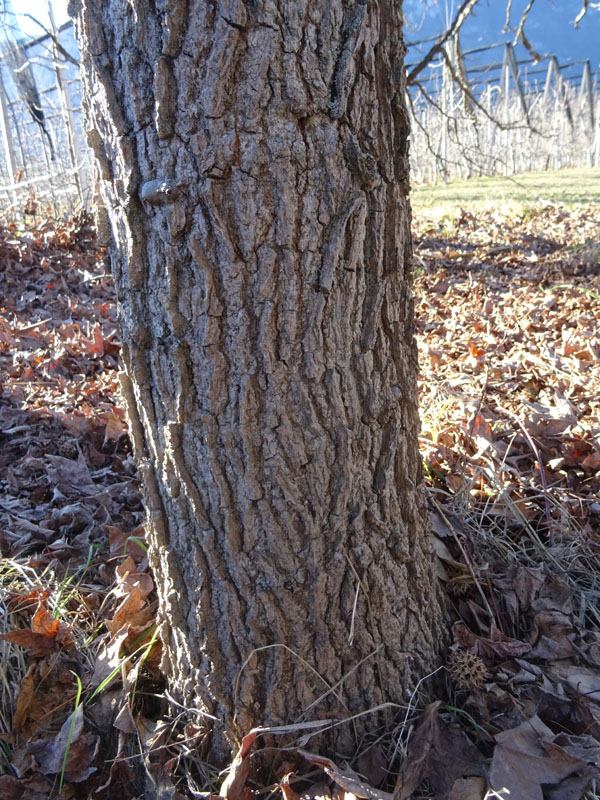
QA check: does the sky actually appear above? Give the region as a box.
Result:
[4,0,69,39]
[404,0,599,68]
[4,0,599,70]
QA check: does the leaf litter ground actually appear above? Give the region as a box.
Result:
[0,202,598,799]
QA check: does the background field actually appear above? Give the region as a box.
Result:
[411,166,600,213]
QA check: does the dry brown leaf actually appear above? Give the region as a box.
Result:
[452,621,531,659]
[548,665,600,703]
[0,773,52,800]
[11,664,36,734]
[219,728,259,800]
[107,523,147,561]
[430,535,465,570]
[1,628,57,658]
[113,696,138,734]
[394,702,440,800]
[105,586,150,635]
[281,773,301,800]
[104,408,127,442]
[91,628,130,688]
[523,393,578,438]
[356,742,387,787]
[46,452,94,491]
[31,603,60,637]
[429,508,454,538]
[91,743,136,799]
[470,412,493,444]
[299,750,393,800]
[489,715,599,800]
[545,774,598,800]
[28,703,99,782]
[60,412,91,436]
[447,776,486,800]
[530,610,577,659]
[115,554,153,599]
[393,701,486,799]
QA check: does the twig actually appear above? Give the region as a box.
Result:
[407,0,483,86]
[573,0,589,28]
[431,497,497,626]
[494,403,554,533]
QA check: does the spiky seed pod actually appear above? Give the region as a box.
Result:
[447,579,472,597]
[57,437,78,459]
[447,649,488,689]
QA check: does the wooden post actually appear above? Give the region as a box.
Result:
[503,44,529,122]
[0,66,18,210]
[47,1,91,207]
[441,53,449,181]
[578,60,595,132]
[450,36,473,178]
[543,56,573,127]
[501,45,511,175]
[485,83,498,175]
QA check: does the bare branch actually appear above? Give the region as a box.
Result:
[440,47,536,132]
[504,0,514,31]
[573,0,588,28]
[406,0,482,86]
[20,13,79,66]
[512,0,543,63]
[407,88,518,182]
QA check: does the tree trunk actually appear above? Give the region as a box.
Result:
[71,0,445,760]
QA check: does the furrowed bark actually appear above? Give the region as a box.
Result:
[71,0,445,761]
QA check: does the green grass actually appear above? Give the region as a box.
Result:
[411,167,600,213]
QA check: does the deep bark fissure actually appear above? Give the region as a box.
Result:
[72,0,446,760]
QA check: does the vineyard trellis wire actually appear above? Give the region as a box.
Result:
[0,16,92,217]
[0,21,598,213]
[407,40,599,184]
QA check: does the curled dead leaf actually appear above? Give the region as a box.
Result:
[28,704,99,782]
[393,701,486,800]
[448,776,486,800]
[0,601,72,657]
[489,715,600,800]
[280,773,301,800]
[299,750,393,800]
[452,621,530,660]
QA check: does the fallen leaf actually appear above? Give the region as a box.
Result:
[220,729,259,800]
[104,408,127,442]
[28,703,98,782]
[393,702,487,799]
[92,741,136,799]
[32,603,60,637]
[105,586,151,636]
[12,664,36,733]
[300,750,393,800]
[453,621,531,659]
[115,555,153,599]
[356,742,387,787]
[394,702,440,800]
[549,665,600,702]
[523,393,578,438]
[489,715,599,800]
[46,452,94,492]
[447,776,486,800]
[0,773,52,800]
[280,773,301,800]
[1,628,58,658]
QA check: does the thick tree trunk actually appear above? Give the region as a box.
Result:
[72,0,445,760]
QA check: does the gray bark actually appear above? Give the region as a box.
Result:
[71,0,445,760]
